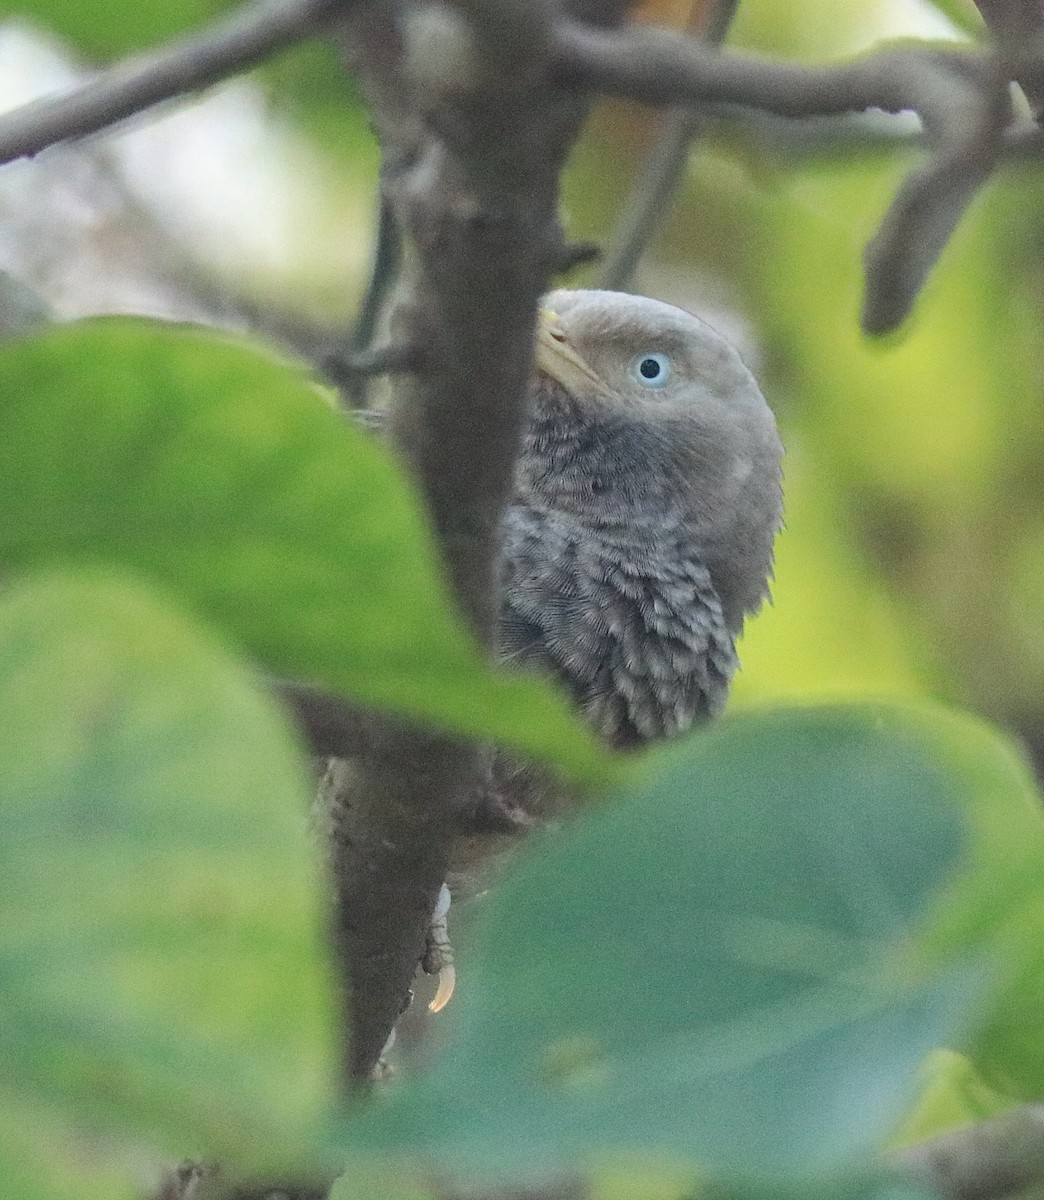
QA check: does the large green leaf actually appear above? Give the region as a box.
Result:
[0,319,610,782]
[0,568,333,1199]
[342,704,997,1184]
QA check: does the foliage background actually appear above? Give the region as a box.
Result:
[4,0,1044,1196]
[8,0,1027,747]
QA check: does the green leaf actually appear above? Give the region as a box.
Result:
[344,704,987,1183]
[892,1050,1012,1148]
[329,1159,439,1200]
[926,729,1044,1099]
[702,1173,938,1200]
[0,568,333,1198]
[918,0,984,37]
[0,318,611,783]
[588,1158,701,1200]
[905,708,1044,1101]
[15,0,237,59]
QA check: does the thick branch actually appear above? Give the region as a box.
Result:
[325,0,632,1088]
[976,2,1044,117]
[274,680,374,758]
[0,0,341,165]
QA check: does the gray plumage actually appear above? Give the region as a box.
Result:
[334,289,783,995]
[498,288,782,751]
[341,289,782,868]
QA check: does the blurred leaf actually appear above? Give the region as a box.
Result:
[590,1165,931,1200]
[589,1158,701,1200]
[729,0,973,59]
[700,1173,938,1200]
[919,0,984,37]
[0,319,613,783]
[343,704,991,1183]
[329,1160,438,1200]
[952,890,1044,1099]
[732,443,929,706]
[879,693,1044,1102]
[0,568,332,1198]
[14,0,237,59]
[893,1050,1012,1148]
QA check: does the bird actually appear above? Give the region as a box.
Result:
[498,289,783,752]
[335,289,783,1017]
[438,288,782,879]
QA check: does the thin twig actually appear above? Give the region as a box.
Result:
[861,53,1008,334]
[0,0,342,165]
[552,23,1011,331]
[321,342,424,393]
[556,239,601,274]
[0,0,1025,332]
[712,108,1043,163]
[594,114,697,291]
[597,0,741,290]
[552,26,969,130]
[343,193,404,407]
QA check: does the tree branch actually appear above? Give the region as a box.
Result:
[5,0,1030,1103]
[0,0,342,165]
[597,0,740,290]
[318,1,1023,1090]
[0,0,1028,333]
[274,679,374,758]
[324,0,633,1088]
[975,1,1044,117]
[341,194,404,408]
[552,23,1012,332]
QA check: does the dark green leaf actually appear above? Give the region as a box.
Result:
[0,319,611,782]
[0,569,333,1198]
[701,1171,939,1200]
[345,704,988,1182]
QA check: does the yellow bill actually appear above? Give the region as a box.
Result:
[535,309,610,398]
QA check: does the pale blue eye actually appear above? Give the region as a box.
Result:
[630,352,671,388]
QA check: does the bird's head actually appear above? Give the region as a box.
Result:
[528,288,783,624]
[535,288,768,429]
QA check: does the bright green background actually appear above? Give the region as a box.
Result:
[4,0,1044,1197]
